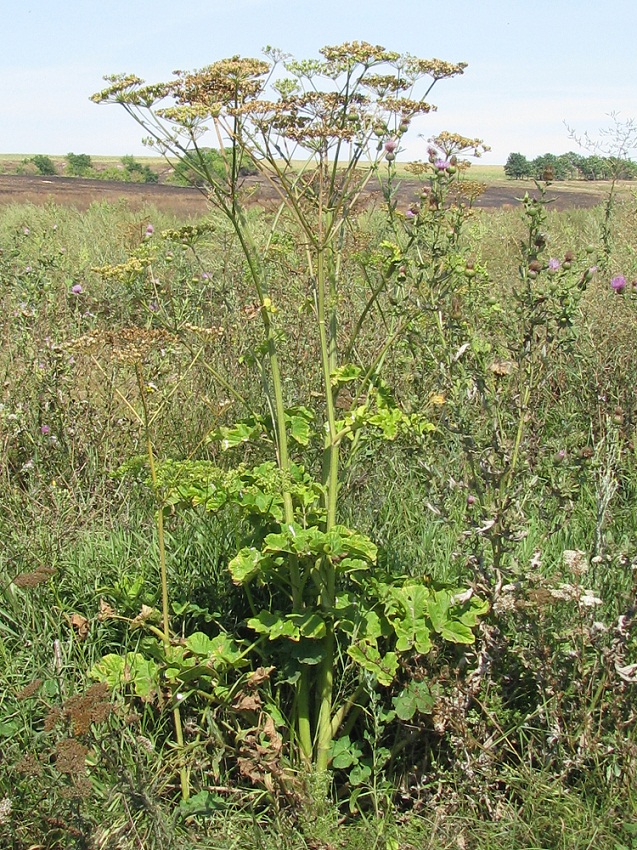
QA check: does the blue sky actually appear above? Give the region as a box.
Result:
[2,0,635,164]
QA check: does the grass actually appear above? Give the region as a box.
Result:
[0,188,636,848]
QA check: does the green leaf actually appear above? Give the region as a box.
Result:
[184,632,245,666]
[263,527,304,555]
[368,406,403,439]
[349,762,372,786]
[179,789,226,817]
[89,652,160,701]
[247,611,326,642]
[458,596,490,627]
[289,640,326,665]
[285,406,315,446]
[172,663,218,684]
[332,526,378,562]
[171,600,219,622]
[385,583,433,654]
[393,680,435,721]
[247,611,300,641]
[427,589,451,633]
[439,620,475,644]
[208,419,265,450]
[330,735,362,769]
[347,641,398,686]
[292,611,326,640]
[361,609,384,642]
[330,364,362,386]
[228,547,268,585]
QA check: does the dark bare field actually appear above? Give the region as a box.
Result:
[0,173,608,214]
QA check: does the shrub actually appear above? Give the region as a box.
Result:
[121,154,159,183]
[65,152,93,176]
[170,147,257,187]
[30,154,57,176]
[504,151,531,179]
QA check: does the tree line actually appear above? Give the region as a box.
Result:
[504,151,637,181]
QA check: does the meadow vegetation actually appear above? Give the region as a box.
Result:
[0,42,636,849]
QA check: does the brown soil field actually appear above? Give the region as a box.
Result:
[0,173,607,216]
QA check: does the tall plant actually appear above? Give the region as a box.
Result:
[91,43,487,777]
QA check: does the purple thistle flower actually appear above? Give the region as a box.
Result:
[145,223,154,236]
[611,275,627,292]
[40,425,50,435]
[71,284,83,294]
[548,258,560,272]
[384,138,398,153]
[435,159,451,170]
[23,227,30,236]
[405,210,417,220]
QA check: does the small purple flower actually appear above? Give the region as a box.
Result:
[548,258,560,273]
[23,227,30,236]
[145,224,154,238]
[611,275,627,292]
[201,272,210,280]
[25,266,32,274]
[405,210,417,220]
[384,138,398,153]
[435,159,451,170]
[40,425,50,435]
[71,284,83,295]
[148,301,159,312]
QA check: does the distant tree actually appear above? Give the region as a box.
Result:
[30,155,56,176]
[578,155,610,181]
[503,152,532,179]
[531,153,571,181]
[556,152,580,180]
[120,155,159,183]
[607,156,637,180]
[65,152,93,176]
[171,147,257,187]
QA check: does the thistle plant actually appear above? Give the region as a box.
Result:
[90,43,488,780]
[406,177,594,576]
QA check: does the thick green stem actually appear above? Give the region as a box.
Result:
[314,206,342,768]
[315,631,335,772]
[135,363,189,801]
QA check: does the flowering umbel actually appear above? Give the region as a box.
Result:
[91,43,467,179]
